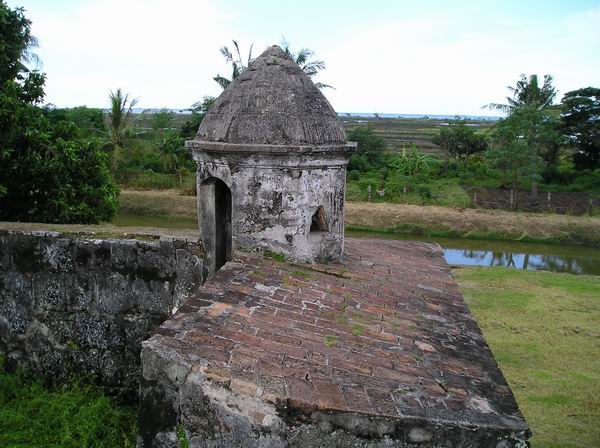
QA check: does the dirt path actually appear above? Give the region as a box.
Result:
[119,190,600,245]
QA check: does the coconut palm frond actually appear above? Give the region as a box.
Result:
[220,45,234,62]
[301,60,326,77]
[278,39,331,89]
[213,75,231,89]
[232,40,243,64]
[294,48,314,66]
[106,88,138,171]
[21,35,42,69]
[280,37,290,52]
[484,73,557,113]
[214,39,255,89]
[482,103,512,113]
[247,44,254,67]
[315,82,334,90]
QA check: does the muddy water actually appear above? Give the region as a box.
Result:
[112,214,600,276]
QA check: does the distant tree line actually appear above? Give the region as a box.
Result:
[348,75,600,201]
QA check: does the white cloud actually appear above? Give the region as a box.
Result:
[321,8,600,115]
[24,0,235,108]
[11,1,600,115]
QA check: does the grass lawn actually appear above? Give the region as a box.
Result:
[0,362,137,448]
[454,267,600,448]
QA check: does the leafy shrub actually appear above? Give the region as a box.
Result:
[0,2,118,224]
[44,106,105,137]
[416,184,432,199]
[0,117,119,224]
[0,359,137,448]
[390,144,440,176]
[432,119,487,159]
[378,167,389,180]
[347,170,360,181]
[347,126,385,172]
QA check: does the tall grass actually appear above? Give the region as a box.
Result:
[0,360,137,448]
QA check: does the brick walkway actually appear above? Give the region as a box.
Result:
[140,238,530,446]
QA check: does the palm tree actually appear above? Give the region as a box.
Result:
[280,38,332,89]
[157,130,188,186]
[485,75,558,201]
[21,34,42,70]
[214,39,331,89]
[106,88,138,172]
[484,74,557,113]
[213,40,254,89]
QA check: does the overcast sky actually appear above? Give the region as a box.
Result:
[7,0,600,116]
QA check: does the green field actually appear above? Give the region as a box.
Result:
[341,115,495,156]
[455,267,600,448]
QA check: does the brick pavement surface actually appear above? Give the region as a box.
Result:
[149,238,528,432]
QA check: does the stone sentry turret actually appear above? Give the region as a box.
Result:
[187,45,356,273]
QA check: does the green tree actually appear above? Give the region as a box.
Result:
[0,1,118,224]
[157,130,189,186]
[486,107,549,204]
[0,2,37,83]
[485,74,557,113]
[151,108,174,133]
[432,119,487,160]
[180,96,216,139]
[346,126,385,172]
[561,87,600,170]
[106,88,138,172]
[485,74,560,195]
[44,105,105,137]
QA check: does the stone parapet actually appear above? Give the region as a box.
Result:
[0,228,206,392]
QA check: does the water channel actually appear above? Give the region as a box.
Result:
[112,214,600,276]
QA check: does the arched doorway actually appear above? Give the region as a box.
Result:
[199,177,232,272]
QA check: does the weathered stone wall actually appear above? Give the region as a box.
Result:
[0,229,205,391]
[192,147,349,267]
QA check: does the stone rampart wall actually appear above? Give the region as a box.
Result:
[0,229,205,391]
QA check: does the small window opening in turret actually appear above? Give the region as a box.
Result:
[310,206,329,233]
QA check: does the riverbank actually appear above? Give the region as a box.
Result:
[119,190,600,246]
[456,267,600,448]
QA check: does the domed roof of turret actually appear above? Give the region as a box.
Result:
[195,45,347,146]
